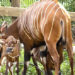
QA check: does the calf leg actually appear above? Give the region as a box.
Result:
[9,65,13,75]
[16,58,19,75]
[5,62,8,75]
[32,56,41,75]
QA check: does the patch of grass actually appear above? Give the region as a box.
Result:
[0,49,75,75]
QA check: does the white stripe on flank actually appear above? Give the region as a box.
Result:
[42,3,58,34]
[44,1,54,15]
[23,29,32,40]
[48,7,61,40]
[36,7,42,34]
[48,4,69,40]
[40,1,55,32]
[34,4,43,35]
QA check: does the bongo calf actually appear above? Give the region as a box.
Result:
[0,36,20,75]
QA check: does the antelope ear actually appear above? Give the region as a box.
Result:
[1,21,8,32]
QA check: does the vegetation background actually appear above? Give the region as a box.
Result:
[0,0,75,75]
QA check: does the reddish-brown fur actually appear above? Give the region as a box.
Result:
[0,36,20,75]
[0,1,73,75]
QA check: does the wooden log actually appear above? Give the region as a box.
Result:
[0,6,75,21]
[70,12,75,21]
[0,6,25,17]
[10,0,20,21]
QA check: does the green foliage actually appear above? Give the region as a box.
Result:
[59,0,75,12]
[60,50,71,75]
[0,16,12,26]
[20,0,35,8]
[0,0,11,6]
[0,49,75,75]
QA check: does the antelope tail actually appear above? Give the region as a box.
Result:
[61,19,66,45]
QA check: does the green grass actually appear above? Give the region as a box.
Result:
[0,49,75,75]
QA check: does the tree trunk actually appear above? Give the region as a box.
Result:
[10,0,20,22]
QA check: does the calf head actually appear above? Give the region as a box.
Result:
[4,36,20,59]
[0,35,20,64]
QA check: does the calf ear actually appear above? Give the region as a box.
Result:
[0,21,8,33]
